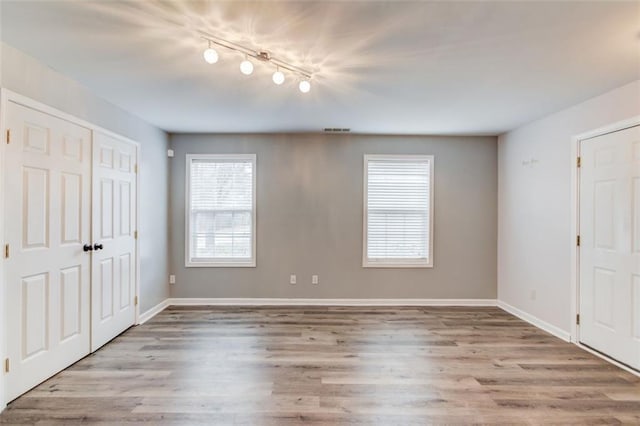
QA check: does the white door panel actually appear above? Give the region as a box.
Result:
[4,101,91,401]
[580,125,640,370]
[91,131,136,352]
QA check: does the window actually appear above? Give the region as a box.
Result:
[186,154,256,267]
[363,155,433,267]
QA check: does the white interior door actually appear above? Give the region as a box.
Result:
[4,101,92,401]
[579,124,640,370]
[91,131,137,352]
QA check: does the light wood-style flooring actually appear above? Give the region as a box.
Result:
[1,306,639,425]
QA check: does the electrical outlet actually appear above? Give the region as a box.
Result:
[169,275,176,285]
[312,275,319,285]
[530,289,536,301]
[290,274,296,285]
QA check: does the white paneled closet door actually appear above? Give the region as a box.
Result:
[4,101,92,401]
[579,125,640,370]
[90,131,137,352]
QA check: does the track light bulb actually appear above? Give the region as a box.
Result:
[272,70,285,85]
[203,47,218,64]
[298,79,311,93]
[240,59,254,75]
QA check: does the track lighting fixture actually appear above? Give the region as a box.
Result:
[240,56,254,75]
[298,79,311,93]
[199,32,312,94]
[272,68,285,85]
[203,40,218,64]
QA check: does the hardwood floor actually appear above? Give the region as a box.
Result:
[1,306,639,425]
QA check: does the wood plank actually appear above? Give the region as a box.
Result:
[1,306,639,424]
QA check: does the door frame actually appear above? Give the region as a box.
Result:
[570,115,640,375]
[0,88,142,408]
[0,90,8,410]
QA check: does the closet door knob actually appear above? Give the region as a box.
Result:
[83,244,93,252]
[93,243,104,251]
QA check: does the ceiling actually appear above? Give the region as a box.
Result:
[1,0,638,135]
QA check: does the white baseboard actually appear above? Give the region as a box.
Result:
[138,299,170,324]
[497,300,571,342]
[135,298,497,323]
[166,298,497,307]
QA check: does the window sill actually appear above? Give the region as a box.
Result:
[362,260,433,269]
[186,261,256,268]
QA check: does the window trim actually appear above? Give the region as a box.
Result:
[185,153,257,268]
[362,154,434,268]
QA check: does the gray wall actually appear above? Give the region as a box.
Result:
[1,42,170,312]
[170,133,497,299]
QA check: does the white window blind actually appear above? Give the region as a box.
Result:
[364,155,433,267]
[186,154,256,267]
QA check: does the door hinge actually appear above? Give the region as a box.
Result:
[576,235,580,246]
[134,296,138,306]
[4,358,9,373]
[576,314,580,325]
[134,230,138,240]
[134,164,138,174]
[4,244,9,259]
[576,156,581,168]
[5,129,10,144]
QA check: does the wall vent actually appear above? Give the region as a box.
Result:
[323,128,351,133]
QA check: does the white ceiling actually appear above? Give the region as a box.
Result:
[1,1,638,135]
